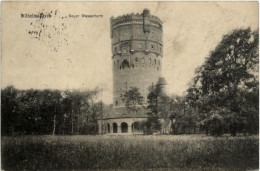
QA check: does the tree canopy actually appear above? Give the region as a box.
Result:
[1,86,103,136]
[186,27,259,135]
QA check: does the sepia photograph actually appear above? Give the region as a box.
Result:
[1,1,259,170]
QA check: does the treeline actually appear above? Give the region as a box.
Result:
[1,86,103,136]
[140,28,258,136]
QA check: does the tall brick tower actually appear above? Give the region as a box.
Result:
[98,9,164,134]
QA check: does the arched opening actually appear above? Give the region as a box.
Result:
[132,122,141,133]
[107,123,110,133]
[113,123,118,133]
[121,122,128,133]
[122,59,130,69]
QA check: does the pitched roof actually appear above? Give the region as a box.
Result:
[103,106,148,119]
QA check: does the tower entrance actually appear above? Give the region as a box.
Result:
[121,122,128,133]
[113,123,118,133]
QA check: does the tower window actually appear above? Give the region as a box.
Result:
[151,45,154,49]
[115,101,118,106]
[149,58,151,64]
[122,59,130,69]
[142,58,145,64]
[114,61,115,66]
[154,59,157,64]
[114,47,117,53]
[135,57,138,62]
[123,49,126,54]
[117,60,119,65]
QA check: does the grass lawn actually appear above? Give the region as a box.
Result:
[1,134,259,170]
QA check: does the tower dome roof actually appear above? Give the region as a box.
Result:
[157,77,167,85]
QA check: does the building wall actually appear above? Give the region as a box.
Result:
[98,118,147,134]
[97,9,167,134]
[98,117,173,134]
[111,9,163,108]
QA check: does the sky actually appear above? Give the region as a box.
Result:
[2,1,259,104]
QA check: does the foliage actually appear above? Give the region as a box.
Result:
[122,87,143,114]
[145,83,172,134]
[186,28,259,135]
[2,135,259,170]
[1,86,102,136]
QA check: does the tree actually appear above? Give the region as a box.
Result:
[122,87,143,134]
[188,28,259,135]
[1,86,19,136]
[146,83,170,134]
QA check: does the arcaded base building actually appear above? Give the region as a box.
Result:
[97,9,171,134]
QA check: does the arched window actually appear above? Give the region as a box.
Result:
[135,57,138,62]
[149,58,151,64]
[154,59,157,64]
[115,101,118,106]
[142,58,145,64]
[122,59,130,69]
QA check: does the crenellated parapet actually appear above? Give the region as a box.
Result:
[110,9,163,31]
[110,9,163,57]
